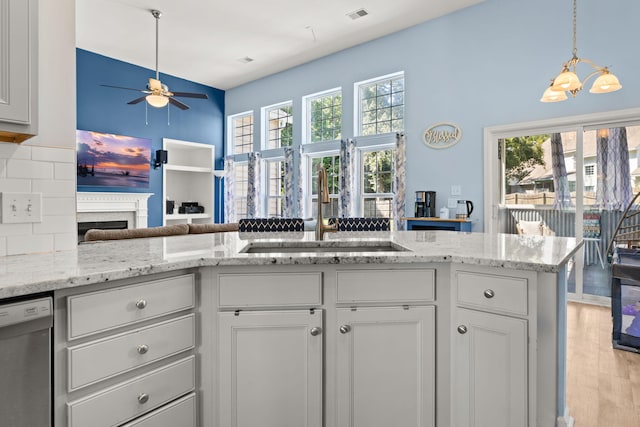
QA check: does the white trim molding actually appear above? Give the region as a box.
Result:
[77,192,153,229]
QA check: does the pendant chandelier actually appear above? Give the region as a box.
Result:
[540,0,621,103]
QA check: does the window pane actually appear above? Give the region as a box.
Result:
[358,75,404,136]
[265,104,293,149]
[231,113,253,154]
[307,91,342,143]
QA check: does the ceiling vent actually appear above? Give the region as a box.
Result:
[238,56,254,64]
[347,8,369,20]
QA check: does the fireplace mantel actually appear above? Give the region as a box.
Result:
[77,192,154,229]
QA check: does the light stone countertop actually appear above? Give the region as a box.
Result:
[0,230,582,299]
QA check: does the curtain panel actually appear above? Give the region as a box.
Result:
[339,138,355,218]
[223,157,235,223]
[393,133,406,230]
[246,152,262,218]
[596,127,633,211]
[550,133,573,209]
[283,148,296,218]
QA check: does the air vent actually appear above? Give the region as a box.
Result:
[347,8,369,20]
[238,56,254,64]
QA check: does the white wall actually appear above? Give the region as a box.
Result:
[225,0,640,231]
[0,0,76,255]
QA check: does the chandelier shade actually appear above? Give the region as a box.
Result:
[540,0,621,102]
[146,94,170,108]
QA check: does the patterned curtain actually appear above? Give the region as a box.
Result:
[393,133,406,230]
[223,157,235,223]
[283,148,295,218]
[339,138,355,218]
[246,152,262,218]
[550,133,573,209]
[297,146,304,218]
[596,127,633,211]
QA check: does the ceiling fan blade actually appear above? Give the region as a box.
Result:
[169,97,190,110]
[171,91,209,99]
[101,84,145,92]
[127,96,148,105]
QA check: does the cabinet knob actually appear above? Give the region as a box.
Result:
[138,393,149,404]
[457,325,468,334]
[310,327,322,336]
[483,289,495,299]
[137,344,149,355]
[135,299,147,309]
[339,325,351,334]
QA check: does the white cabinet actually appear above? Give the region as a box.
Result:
[218,310,324,427]
[451,266,532,427]
[162,138,215,225]
[453,308,527,427]
[54,273,198,427]
[336,306,435,427]
[0,0,37,142]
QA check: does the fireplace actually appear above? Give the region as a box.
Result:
[77,192,153,241]
[78,220,128,242]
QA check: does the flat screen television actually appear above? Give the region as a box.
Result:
[76,130,151,188]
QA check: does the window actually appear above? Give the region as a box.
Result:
[361,148,395,218]
[265,159,285,217]
[356,73,404,136]
[233,163,249,219]
[228,112,254,154]
[308,154,340,217]
[585,164,595,176]
[262,102,293,149]
[304,89,342,143]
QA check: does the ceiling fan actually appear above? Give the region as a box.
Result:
[101,9,208,110]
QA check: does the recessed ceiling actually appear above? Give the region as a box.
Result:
[76,0,484,90]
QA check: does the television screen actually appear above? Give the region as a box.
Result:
[76,130,151,188]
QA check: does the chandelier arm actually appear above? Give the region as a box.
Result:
[580,69,605,87]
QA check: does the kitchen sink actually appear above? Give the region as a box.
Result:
[240,240,411,254]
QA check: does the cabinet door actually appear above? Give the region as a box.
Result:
[453,308,527,427]
[336,306,435,427]
[218,310,323,427]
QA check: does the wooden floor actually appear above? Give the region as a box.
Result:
[567,302,640,426]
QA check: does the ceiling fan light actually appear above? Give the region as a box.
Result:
[540,86,568,103]
[551,70,581,92]
[589,71,622,93]
[146,94,169,108]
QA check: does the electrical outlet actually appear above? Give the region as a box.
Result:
[448,198,458,209]
[451,185,462,196]
[0,193,42,224]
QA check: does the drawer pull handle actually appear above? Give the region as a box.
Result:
[310,327,322,336]
[484,289,495,299]
[339,325,351,334]
[135,299,147,309]
[137,344,149,355]
[457,325,468,334]
[138,393,149,404]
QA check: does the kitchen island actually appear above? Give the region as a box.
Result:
[0,230,580,427]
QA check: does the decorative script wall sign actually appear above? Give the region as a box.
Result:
[423,122,462,149]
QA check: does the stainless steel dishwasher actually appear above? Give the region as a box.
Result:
[0,296,53,427]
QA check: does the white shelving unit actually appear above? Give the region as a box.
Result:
[162,138,215,225]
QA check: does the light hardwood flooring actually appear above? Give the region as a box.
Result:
[567,302,640,426]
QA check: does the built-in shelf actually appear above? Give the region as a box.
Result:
[163,138,215,226]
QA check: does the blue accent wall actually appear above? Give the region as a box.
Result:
[76,48,225,226]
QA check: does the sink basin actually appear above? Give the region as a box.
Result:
[240,240,410,254]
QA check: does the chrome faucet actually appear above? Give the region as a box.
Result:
[315,166,337,241]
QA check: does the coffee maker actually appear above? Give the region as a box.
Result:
[415,191,436,217]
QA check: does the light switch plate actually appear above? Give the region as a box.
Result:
[448,198,458,209]
[451,185,462,196]
[0,192,43,224]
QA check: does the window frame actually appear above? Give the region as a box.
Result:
[301,150,341,218]
[261,101,294,150]
[356,142,396,219]
[353,71,405,137]
[232,161,249,220]
[226,111,254,155]
[262,156,286,218]
[302,87,343,145]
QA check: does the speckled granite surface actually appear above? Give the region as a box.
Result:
[0,230,581,298]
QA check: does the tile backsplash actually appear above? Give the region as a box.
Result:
[0,143,76,255]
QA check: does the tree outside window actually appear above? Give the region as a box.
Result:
[362,149,395,218]
[308,91,342,143]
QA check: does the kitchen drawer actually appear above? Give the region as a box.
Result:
[336,269,435,303]
[455,270,528,316]
[121,393,196,427]
[67,274,195,340]
[218,272,322,308]
[68,314,195,391]
[67,356,195,427]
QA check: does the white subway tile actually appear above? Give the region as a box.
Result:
[0,178,32,193]
[7,159,54,179]
[0,223,33,237]
[32,146,75,163]
[54,232,77,251]
[0,159,5,178]
[43,197,76,216]
[0,143,31,160]
[32,179,75,197]
[7,234,54,255]
[34,215,76,234]
[0,237,6,257]
[54,162,75,180]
